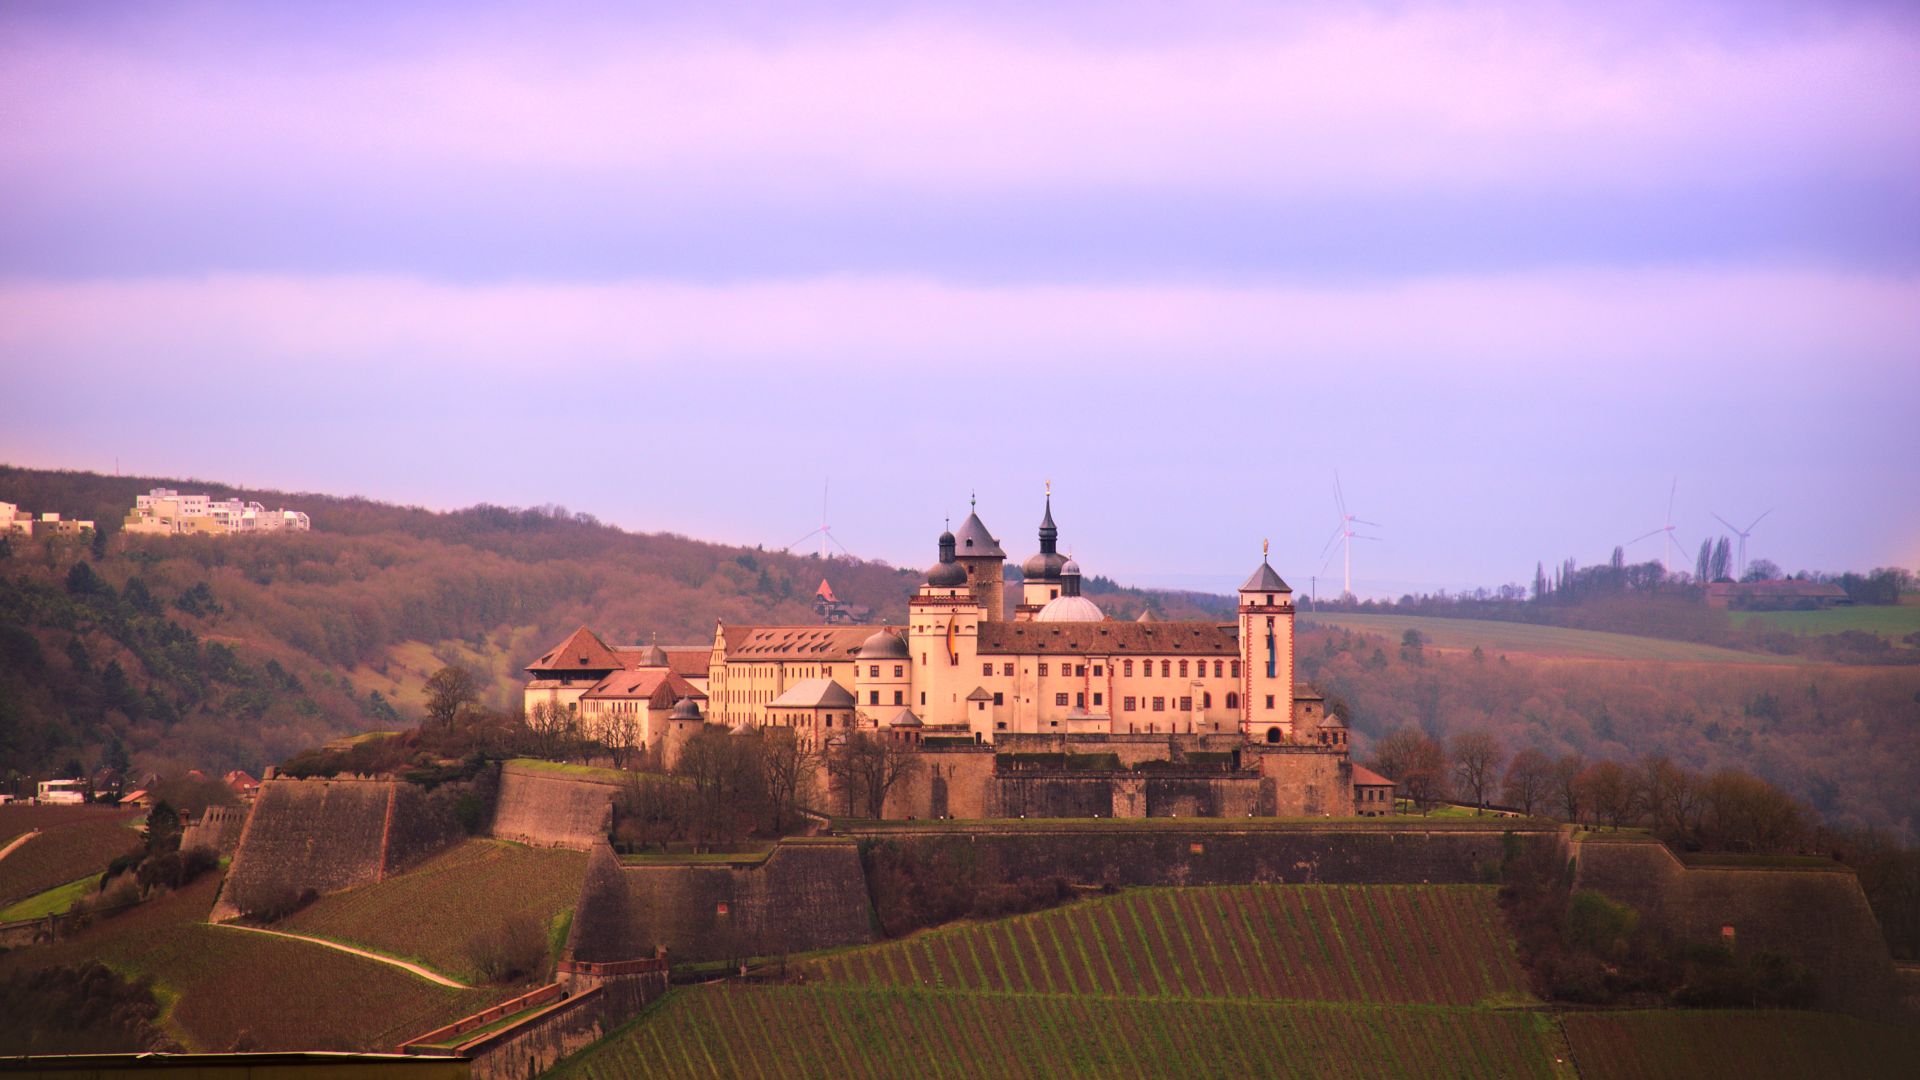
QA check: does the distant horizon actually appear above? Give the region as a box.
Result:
[2,459,1905,603]
[4,1,1915,596]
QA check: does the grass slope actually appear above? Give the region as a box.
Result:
[0,808,141,907]
[1302,613,1796,663]
[0,875,97,921]
[1731,599,1920,640]
[551,985,1572,1080]
[1562,1009,1920,1079]
[805,885,1533,1006]
[0,874,504,1051]
[275,838,588,983]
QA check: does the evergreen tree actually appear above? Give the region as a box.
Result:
[1696,539,1712,583]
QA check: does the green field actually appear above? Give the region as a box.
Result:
[806,885,1532,1005]
[1302,613,1794,664]
[1730,599,1920,640]
[0,874,506,1051]
[0,875,97,922]
[551,985,1572,1080]
[276,838,588,983]
[0,808,142,907]
[1563,1009,1920,1079]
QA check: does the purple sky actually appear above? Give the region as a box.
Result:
[2,0,1916,596]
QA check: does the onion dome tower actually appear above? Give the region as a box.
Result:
[1018,482,1070,618]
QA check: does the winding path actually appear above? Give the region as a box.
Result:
[213,923,471,988]
[0,830,41,863]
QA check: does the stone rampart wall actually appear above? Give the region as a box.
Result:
[180,804,248,855]
[213,779,462,921]
[568,841,875,965]
[1573,838,1896,1016]
[489,764,617,850]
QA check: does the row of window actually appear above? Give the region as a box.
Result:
[979,659,1244,679]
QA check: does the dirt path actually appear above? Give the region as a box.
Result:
[214,923,471,988]
[0,830,40,863]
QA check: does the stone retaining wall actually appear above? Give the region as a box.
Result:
[488,764,617,850]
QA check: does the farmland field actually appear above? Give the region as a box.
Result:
[805,885,1532,1006]
[1730,599,1920,640]
[550,984,1573,1080]
[1301,613,1792,664]
[1563,1009,1920,1079]
[0,808,142,907]
[276,838,588,983]
[0,873,506,1051]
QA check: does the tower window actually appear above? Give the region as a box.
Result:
[983,663,993,676]
[1265,694,1275,709]
[1093,665,1103,676]
[1038,663,1049,676]
[1056,693,1069,706]
[894,691,904,705]
[1092,692,1102,706]
[895,665,904,677]
[1003,663,1014,676]
[870,691,879,705]
[993,692,1004,705]
[869,665,879,677]
[1076,692,1085,708]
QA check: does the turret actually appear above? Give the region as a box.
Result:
[1237,541,1295,744]
[951,494,1007,621]
[1018,483,1069,618]
[911,523,984,725]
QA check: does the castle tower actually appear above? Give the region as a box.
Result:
[909,526,985,726]
[950,495,1007,622]
[853,629,913,716]
[1237,542,1296,744]
[1017,484,1069,619]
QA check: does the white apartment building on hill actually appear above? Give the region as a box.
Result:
[0,501,95,538]
[123,488,311,536]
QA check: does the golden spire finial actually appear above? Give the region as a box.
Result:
[1263,538,1270,559]
[1045,478,1051,498]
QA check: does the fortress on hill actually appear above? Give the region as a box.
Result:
[524,491,1395,818]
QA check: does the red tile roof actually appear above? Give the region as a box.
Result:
[528,626,624,673]
[1351,765,1395,787]
[612,645,710,679]
[581,670,704,706]
[977,621,1238,656]
[721,625,899,662]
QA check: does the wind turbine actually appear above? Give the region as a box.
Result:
[786,480,850,560]
[1710,508,1771,579]
[1318,473,1382,598]
[1628,478,1684,575]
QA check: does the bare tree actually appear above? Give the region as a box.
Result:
[755,727,819,835]
[830,731,918,819]
[1371,727,1448,813]
[527,701,579,760]
[1552,754,1587,824]
[1501,747,1554,817]
[1449,729,1505,813]
[1580,759,1637,830]
[424,665,480,731]
[587,704,643,769]
[675,728,766,849]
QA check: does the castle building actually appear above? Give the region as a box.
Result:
[524,490,1377,817]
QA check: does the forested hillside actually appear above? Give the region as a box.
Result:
[0,466,1219,782]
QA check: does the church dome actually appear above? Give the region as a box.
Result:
[927,559,968,588]
[638,643,669,667]
[857,629,910,660]
[1021,550,1068,580]
[1035,595,1105,622]
[670,696,702,721]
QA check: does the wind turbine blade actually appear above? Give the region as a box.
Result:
[1353,534,1383,542]
[828,531,852,556]
[1667,477,1677,521]
[1627,528,1665,544]
[788,526,824,549]
[1710,512,1740,533]
[1746,509,1772,532]
[1334,472,1347,519]
[1351,518,1383,528]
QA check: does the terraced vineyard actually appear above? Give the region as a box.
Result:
[0,874,505,1051]
[1563,1010,1920,1079]
[805,885,1531,1005]
[551,985,1571,1079]
[277,838,588,982]
[0,806,142,908]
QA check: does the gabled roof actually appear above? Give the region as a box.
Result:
[1352,765,1395,788]
[528,626,624,673]
[952,511,1005,558]
[1240,560,1292,593]
[966,686,994,702]
[611,645,711,680]
[768,678,857,710]
[816,578,838,602]
[722,625,897,662]
[581,670,705,705]
[978,621,1238,656]
[886,708,923,728]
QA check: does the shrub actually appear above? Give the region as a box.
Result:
[463,913,549,984]
[1564,889,1639,959]
[0,962,170,1054]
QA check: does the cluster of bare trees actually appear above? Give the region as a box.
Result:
[1369,726,1811,852]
